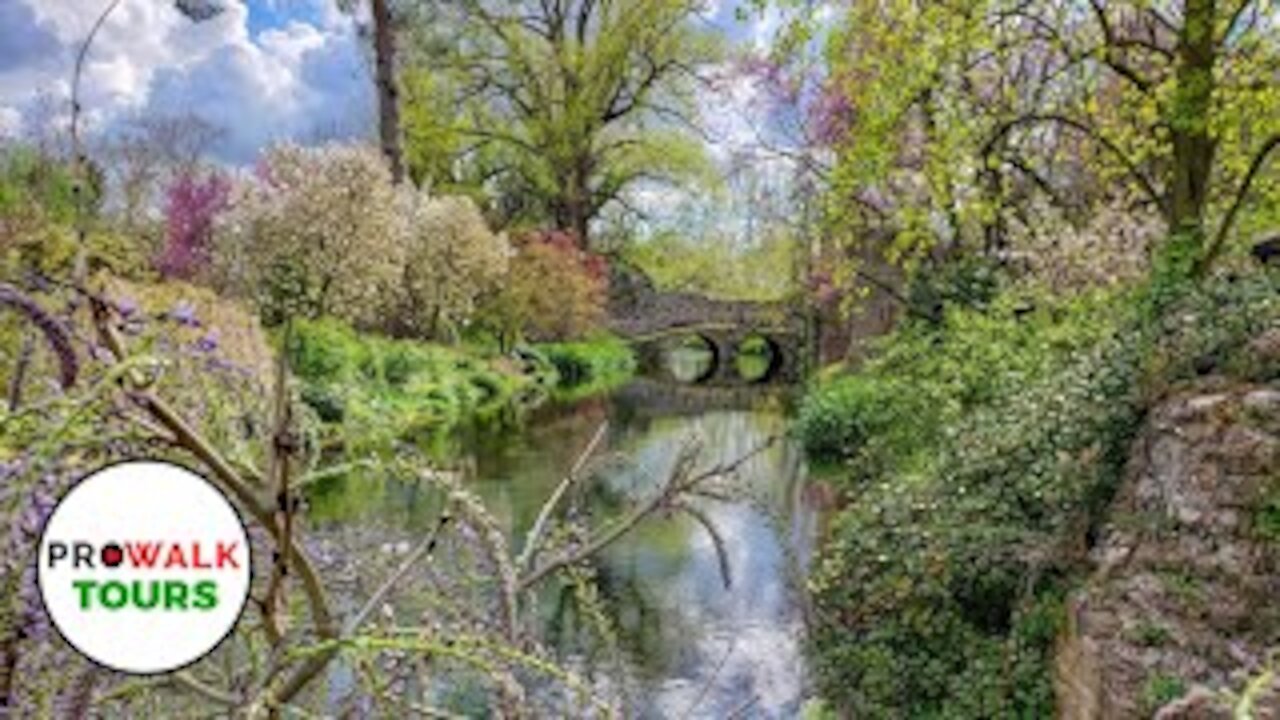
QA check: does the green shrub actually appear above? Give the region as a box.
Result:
[1255,482,1280,544]
[1142,674,1186,714]
[468,369,506,404]
[382,344,426,387]
[288,318,359,382]
[806,271,1280,717]
[300,384,345,423]
[798,287,1126,472]
[539,337,636,387]
[794,374,907,468]
[287,319,542,450]
[906,255,1004,321]
[807,287,1142,715]
[1138,271,1280,389]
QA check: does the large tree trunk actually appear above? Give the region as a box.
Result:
[371,0,406,183]
[1168,0,1219,244]
[553,160,593,249]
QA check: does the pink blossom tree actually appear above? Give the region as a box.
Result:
[155,170,230,280]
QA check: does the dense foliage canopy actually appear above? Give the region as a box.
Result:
[401,0,722,246]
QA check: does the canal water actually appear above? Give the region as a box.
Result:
[309,366,817,717]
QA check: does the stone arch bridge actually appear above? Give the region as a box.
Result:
[606,267,808,385]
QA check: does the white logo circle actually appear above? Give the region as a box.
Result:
[37,461,252,674]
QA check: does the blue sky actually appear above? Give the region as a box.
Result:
[0,0,784,159]
[242,0,341,37]
[0,0,373,161]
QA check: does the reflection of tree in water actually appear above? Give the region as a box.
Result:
[535,408,797,692]
[542,563,669,676]
[574,407,811,713]
[308,380,814,714]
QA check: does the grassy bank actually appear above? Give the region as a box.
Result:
[289,319,635,452]
[537,336,638,400]
[798,273,1280,717]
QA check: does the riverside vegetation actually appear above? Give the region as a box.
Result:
[2,0,1280,717]
[798,269,1280,717]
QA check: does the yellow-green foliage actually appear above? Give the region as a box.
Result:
[623,230,796,301]
[402,0,721,235]
[538,337,637,399]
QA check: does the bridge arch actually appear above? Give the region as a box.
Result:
[663,333,720,384]
[732,332,783,384]
[606,265,808,386]
[626,324,801,386]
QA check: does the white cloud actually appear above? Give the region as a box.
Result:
[0,107,21,139]
[0,0,373,163]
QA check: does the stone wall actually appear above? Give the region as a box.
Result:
[606,265,803,338]
[1055,380,1280,719]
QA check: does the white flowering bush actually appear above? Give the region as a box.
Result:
[393,193,509,339]
[214,143,408,327]
[1004,194,1164,292]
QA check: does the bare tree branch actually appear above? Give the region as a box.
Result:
[518,437,775,592]
[517,422,608,573]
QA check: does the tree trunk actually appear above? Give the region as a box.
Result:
[551,153,594,249]
[553,190,592,250]
[568,198,590,251]
[1168,0,1219,244]
[371,0,406,184]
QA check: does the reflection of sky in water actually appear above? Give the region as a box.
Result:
[599,411,811,718]
[308,386,814,718]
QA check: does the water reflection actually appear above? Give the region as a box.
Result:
[664,340,716,383]
[733,334,778,384]
[309,382,816,717]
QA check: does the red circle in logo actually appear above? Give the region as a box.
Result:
[101,544,124,568]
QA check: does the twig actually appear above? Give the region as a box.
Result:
[88,299,337,714]
[724,693,760,720]
[263,321,295,647]
[677,500,732,589]
[518,436,775,592]
[0,283,79,390]
[516,422,608,573]
[6,332,33,411]
[172,671,239,707]
[343,510,453,636]
[680,639,735,719]
[69,0,125,290]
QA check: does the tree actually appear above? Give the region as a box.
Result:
[333,0,409,182]
[479,230,606,348]
[973,0,1280,275]
[402,0,721,247]
[155,169,230,281]
[394,193,509,339]
[96,114,224,235]
[773,0,1279,282]
[214,144,407,326]
[370,0,407,182]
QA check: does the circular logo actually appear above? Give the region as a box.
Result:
[37,461,252,674]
